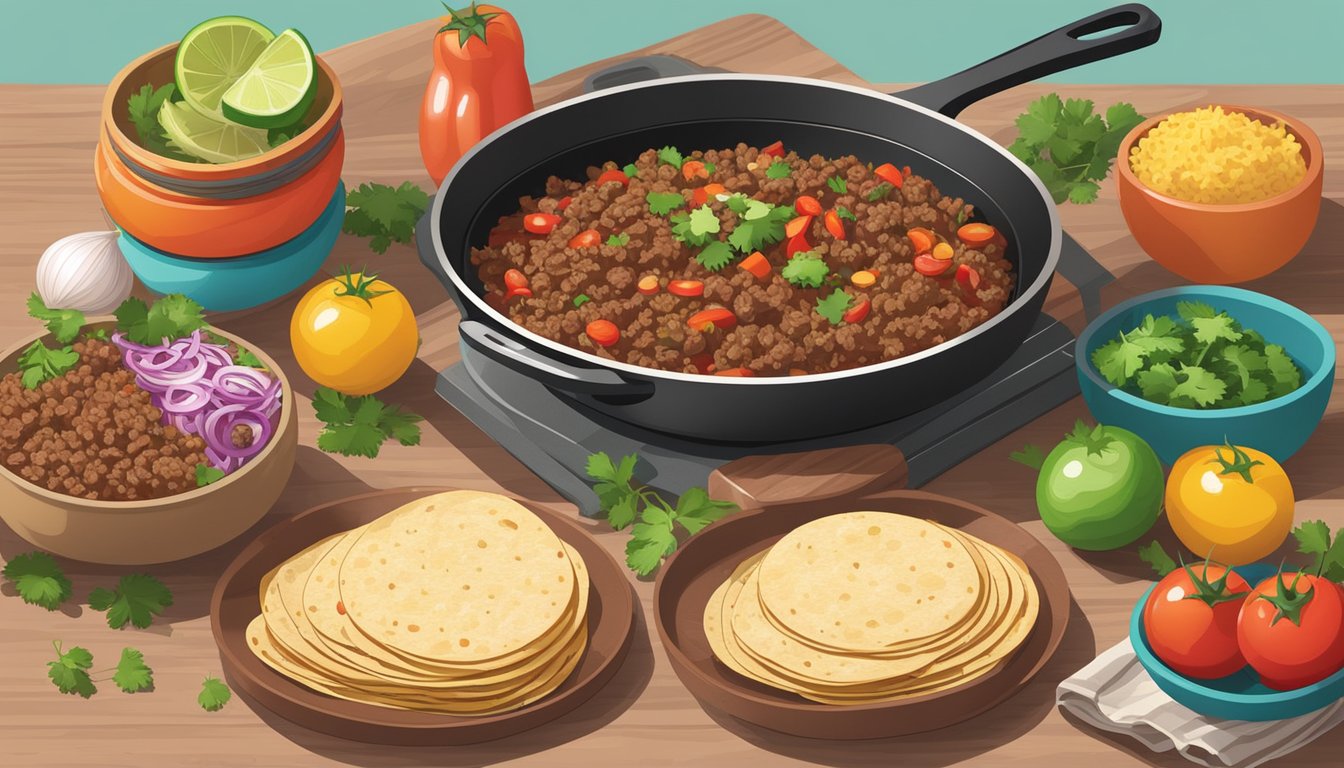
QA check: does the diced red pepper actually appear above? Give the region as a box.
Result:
[914,253,952,277]
[585,319,620,347]
[824,210,846,240]
[668,279,705,297]
[794,195,823,216]
[785,215,812,240]
[874,162,905,189]
[956,264,982,297]
[760,140,785,158]
[688,307,737,331]
[595,169,629,186]
[842,298,870,324]
[503,268,529,291]
[569,229,601,249]
[786,232,811,258]
[714,367,755,377]
[556,196,572,211]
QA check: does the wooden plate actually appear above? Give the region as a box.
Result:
[210,488,637,745]
[654,447,1070,740]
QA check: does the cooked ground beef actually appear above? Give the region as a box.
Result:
[471,143,1015,376]
[0,339,209,501]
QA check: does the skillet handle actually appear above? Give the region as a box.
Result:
[459,320,654,398]
[897,3,1161,117]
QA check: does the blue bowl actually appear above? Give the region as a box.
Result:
[1076,286,1333,464]
[118,181,344,312]
[1130,564,1344,721]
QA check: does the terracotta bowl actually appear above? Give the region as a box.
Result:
[96,43,345,258]
[1116,104,1323,284]
[0,321,297,564]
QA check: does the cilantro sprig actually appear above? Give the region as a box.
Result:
[19,295,86,389]
[46,642,156,698]
[113,295,208,346]
[781,252,829,288]
[199,676,232,711]
[126,83,198,163]
[669,204,720,248]
[1091,301,1303,409]
[312,386,423,458]
[765,161,791,179]
[657,145,684,169]
[826,176,848,194]
[88,573,174,630]
[1138,540,1179,578]
[1008,94,1145,204]
[1293,520,1344,581]
[585,452,737,576]
[815,290,854,325]
[343,181,430,254]
[646,191,685,216]
[3,551,72,611]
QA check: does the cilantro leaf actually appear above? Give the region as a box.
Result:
[704,162,716,174]
[198,676,232,712]
[815,290,854,325]
[1176,300,1217,321]
[233,347,265,368]
[826,176,847,194]
[727,203,794,253]
[27,293,85,343]
[1138,540,1178,578]
[695,241,736,272]
[115,295,207,345]
[765,161,791,179]
[48,642,96,698]
[1015,93,1062,145]
[2,551,72,610]
[687,205,720,237]
[1190,314,1241,346]
[1136,362,1179,404]
[113,297,150,341]
[112,648,154,694]
[380,405,424,447]
[781,252,829,288]
[127,83,197,162]
[1008,444,1046,471]
[1169,365,1226,407]
[866,182,893,202]
[670,207,719,248]
[1010,93,1145,205]
[1293,520,1333,576]
[194,463,225,487]
[88,573,173,630]
[621,163,639,178]
[835,205,857,222]
[586,452,640,530]
[646,191,685,216]
[657,146,683,169]
[605,232,630,247]
[17,340,80,389]
[1221,344,1268,392]
[343,182,429,254]
[672,487,736,535]
[723,193,750,215]
[626,531,675,577]
[1264,345,1302,396]
[1067,181,1100,205]
[312,387,422,458]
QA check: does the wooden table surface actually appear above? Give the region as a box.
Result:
[1,14,1342,768]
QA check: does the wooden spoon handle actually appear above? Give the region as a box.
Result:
[707,445,908,514]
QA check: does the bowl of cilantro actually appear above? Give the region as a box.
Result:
[1076,285,1333,464]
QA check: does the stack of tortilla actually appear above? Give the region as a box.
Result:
[246,490,589,715]
[704,511,1038,705]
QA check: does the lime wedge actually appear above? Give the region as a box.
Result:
[157,100,269,164]
[221,29,317,129]
[174,16,274,119]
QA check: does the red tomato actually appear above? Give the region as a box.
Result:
[523,213,561,234]
[1143,563,1250,679]
[568,229,601,249]
[595,169,629,186]
[1238,573,1344,690]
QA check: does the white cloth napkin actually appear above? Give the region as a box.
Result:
[1056,640,1344,768]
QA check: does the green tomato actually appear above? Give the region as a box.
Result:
[1036,421,1163,550]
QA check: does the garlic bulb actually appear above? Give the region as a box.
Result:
[36,231,135,315]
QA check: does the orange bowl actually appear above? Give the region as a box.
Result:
[96,43,345,258]
[1116,104,1323,284]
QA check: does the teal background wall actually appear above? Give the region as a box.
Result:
[4,0,1341,85]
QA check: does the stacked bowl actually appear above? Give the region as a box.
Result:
[96,43,345,312]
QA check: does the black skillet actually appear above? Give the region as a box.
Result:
[420,4,1161,444]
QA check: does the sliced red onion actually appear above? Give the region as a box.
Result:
[159,384,211,413]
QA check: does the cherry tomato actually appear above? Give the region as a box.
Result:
[667,280,704,297]
[957,222,998,246]
[785,215,812,240]
[556,196,572,211]
[842,298,870,324]
[794,195,823,216]
[1143,562,1250,679]
[874,162,905,189]
[503,269,529,291]
[568,229,601,249]
[759,140,785,158]
[523,213,561,235]
[595,169,629,186]
[824,210,846,240]
[1238,572,1344,690]
[585,319,620,347]
[907,227,935,254]
[687,307,737,331]
[914,253,951,277]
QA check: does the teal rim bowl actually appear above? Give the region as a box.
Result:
[1130,563,1344,721]
[118,181,344,312]
[1076,286,1334,464]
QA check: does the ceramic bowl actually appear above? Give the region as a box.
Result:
[1076,286,1333,464]
[1131,563,1344,721]
[0,321,297,564]
[118,182,344,312]
[1116,104,1323,284]
[96,43,345,258]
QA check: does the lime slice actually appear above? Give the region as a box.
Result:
[221,29,317,129]
[157,100,269,164]
[174,16,274,119]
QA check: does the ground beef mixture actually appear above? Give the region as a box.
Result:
[0,339,209,501]
[471,143,1016,376]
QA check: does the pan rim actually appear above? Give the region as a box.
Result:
[430,73,1061,385]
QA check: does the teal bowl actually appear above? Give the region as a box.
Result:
[1076,286,1333,464]
[1130,564,1344,721]
[118,181,344,312]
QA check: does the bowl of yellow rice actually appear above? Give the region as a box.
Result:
[1117,104,1322,283]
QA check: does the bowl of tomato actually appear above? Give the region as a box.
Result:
[1131,562,1344,721]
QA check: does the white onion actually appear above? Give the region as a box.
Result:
[36,231,135,315]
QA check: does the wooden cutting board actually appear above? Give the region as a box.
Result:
[1,13,1342,768]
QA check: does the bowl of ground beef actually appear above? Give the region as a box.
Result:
[0,321,297,565]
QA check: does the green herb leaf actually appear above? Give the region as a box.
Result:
[703,162,716,175]
[672,487,736,535]
[727,202,794,253]
[605,232,630,247]
[48,642,96,698]
[1190,314,1241,346]
[826,176,847,194]
[625,527,675,577]
[688,205,720,236]
[27,293,85,343]
[114,295,208,345]
[17,340,80,389]
[343,182,429,254]
[198,677,232,712]
[645,191,686,216]
[657,146,683,169]
[695,241,736,272]
[585,452,641,530]
[1264,345,1302,396]
[572,294,591,308]
[233,347,265,369]
[1177,300,1217,321]
[1292,520,1344,580]
[670,207,719,248]
[781,252,829,288]
[312,387,422,458]
[621,163,639,178]
[765,161,791,179]
[1008,444,1046,471]
[866,182,893,202]
[815,290,854,325]
[1169,365,1227,407]
[195,463,225,487]
[835,205,857,221]
[1010,93,1145,205]
[112,648,154,694]
[723,193,750,215]
[2,551,72,611]
[88,573,173,630]
[1136,362,1179,404]
[1139,540,1178,578]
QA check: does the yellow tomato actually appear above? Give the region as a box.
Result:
[290,270,418,395]
[1165,443,1294,565]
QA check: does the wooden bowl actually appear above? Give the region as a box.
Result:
[1116,104,1323,284]
[654,446,1070,740]
[96,43,346,258]
[0,320,297,564]
[210,488,638,746]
